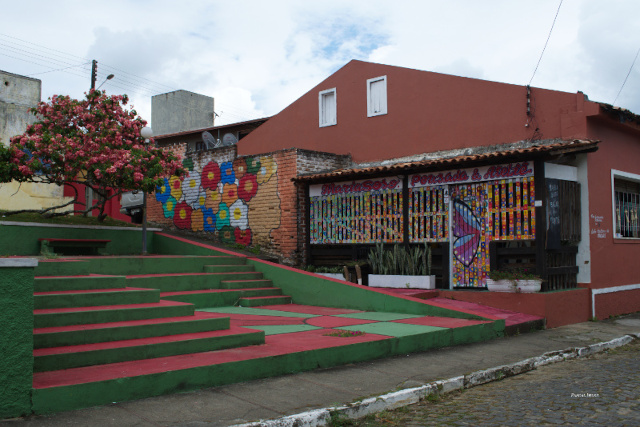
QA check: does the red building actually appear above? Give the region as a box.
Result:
[150,60,640,322]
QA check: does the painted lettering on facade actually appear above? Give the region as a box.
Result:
[310,177,402,197]
[410,162,533,188]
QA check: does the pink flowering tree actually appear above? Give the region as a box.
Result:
[0,90,184,221]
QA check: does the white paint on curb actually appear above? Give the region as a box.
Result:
[233,334,638,427]
[0,258,38,268]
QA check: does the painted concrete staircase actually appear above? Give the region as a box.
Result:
[29,254,502,416]
[31,255,295,411]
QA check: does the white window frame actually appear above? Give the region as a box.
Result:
[367,75,387,117]
[318,88,337,127]
[611,169,640,239]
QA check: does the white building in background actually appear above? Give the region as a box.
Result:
[0,70,72,212]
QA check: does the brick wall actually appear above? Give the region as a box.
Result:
[294,150,352,264]
[147,144,351,265]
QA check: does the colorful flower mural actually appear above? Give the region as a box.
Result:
[154,155,277,246]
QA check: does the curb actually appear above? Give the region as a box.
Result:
[234,333,639,427]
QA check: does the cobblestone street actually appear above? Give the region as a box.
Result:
[353,341,640,426]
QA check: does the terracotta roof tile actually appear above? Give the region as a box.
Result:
[294,139,598,182]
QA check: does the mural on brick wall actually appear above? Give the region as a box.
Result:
[154,155,279,246]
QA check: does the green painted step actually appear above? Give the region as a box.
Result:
[81,256,248,275]
[238,295,293,307]
[34,288,160,310]
[34,301,195,328]
[34,315,231,349]
[33,328,266,373]
[35,275,127,292]
[220,279,274,289]
[203,264,256,273]
[161,288,284,309]
[126,272,264,292]
[30,320,502,415]
[35,260,91,277]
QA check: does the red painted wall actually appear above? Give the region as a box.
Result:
[63,184,132,223]
[439,289,590,328]
[238,60,594,163]
[585,118,640,289]
[594,288,640,320]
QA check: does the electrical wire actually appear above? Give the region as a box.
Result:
[26,62,91,77]
[1,33,264,122]
[528,0,563,86]
[613,46,640,106]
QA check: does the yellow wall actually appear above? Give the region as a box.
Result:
[0,182,73,212]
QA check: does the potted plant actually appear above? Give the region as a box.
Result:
[514,270,543,293]
[486,269,517,292]
[367,243,436,289]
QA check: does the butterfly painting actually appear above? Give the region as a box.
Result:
[452,198,481,266]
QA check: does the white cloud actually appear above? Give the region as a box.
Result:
[1,0,639,127]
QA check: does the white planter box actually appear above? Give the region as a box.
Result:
[486,279,541,293]
[369,274,436,289]
[316,273,345,280]
[515,279,542,293]
[486,279,515,292]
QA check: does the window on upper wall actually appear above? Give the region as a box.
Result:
[612,170,640,238]
[319,88,337,127]
[367,75,387,117]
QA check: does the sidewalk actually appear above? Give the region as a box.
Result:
[6,313,640,426]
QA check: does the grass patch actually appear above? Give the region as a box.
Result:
[0,210,137,227]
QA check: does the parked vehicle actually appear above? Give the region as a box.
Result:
[120,191,144,224]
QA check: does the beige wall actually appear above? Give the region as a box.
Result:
[0,70,72,212]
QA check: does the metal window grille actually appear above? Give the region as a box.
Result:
[615,188,640,238]
[615,178,640,238]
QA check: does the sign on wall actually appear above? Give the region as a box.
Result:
[409,162,534,188]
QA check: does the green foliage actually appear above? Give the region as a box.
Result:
[304,265,343,274]
[4,90,185,221]
[367,243,432,276]
[0,210,137,227]
[0,143,20,183]
[488,268,541,281]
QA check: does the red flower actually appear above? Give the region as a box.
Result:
[238,173,258,202]
[202,161,221,190]
[234,227,252,246]
[173,201,192,229]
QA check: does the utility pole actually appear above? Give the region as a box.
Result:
[90,60,97,90]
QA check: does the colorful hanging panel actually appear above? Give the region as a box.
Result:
[451,183,489,288]
[309,178,403,244]
[409,185,449,242]
[486,176,535,241]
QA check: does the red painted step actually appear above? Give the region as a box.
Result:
[33,329,389,389]
[34,287,153,296]
[34,300,192,315]
[160,287,279,297]
[34,311,228,334]
[34,327,261,357]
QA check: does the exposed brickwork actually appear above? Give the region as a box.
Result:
[146,143,350,265]
[294,150,352,264]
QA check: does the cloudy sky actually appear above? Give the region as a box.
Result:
[2,0,639,129]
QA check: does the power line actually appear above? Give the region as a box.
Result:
[528,0,563,86]
[613,46,640,106]
[0,33,261,121]
[26,62,91,77]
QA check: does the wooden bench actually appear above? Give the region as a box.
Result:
[39,238,111,256]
